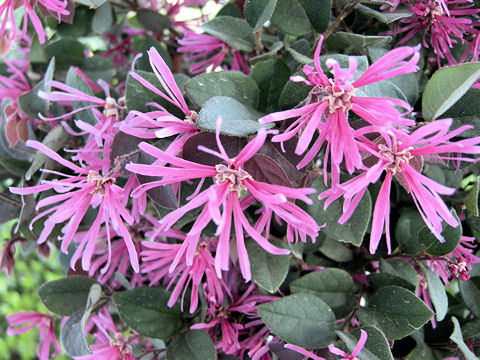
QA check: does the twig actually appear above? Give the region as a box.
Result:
[323,0,357,41]
[254,29,264,55]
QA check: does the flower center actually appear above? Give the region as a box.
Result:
[185,110,198,125]
[104,96,126,120]
[417,2,443,25]
[317,79,356,114]
[87,170,115,196]
[110,333,133,355]
[378,143,414,175]
[215,164,252,193]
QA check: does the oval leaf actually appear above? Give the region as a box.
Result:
[422,62,480,121]
[166,330,215,360]
[258,294,336,348]
[357,286,433,340]
[244,0,278,32]
[337,325,394,360]
[113,287,183,339]
[37,276,97,316]
[201,16,255,52]
[270,0,312,36]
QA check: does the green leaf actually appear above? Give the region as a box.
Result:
[279,78,312,109]
[421,263,448,322]
[45,38,85,71]
[166,331,215,360]
[201,16,255,52]
[197,96,272,136]
[134,36,173,72]
[246,238,290,293]
[185,71,260,108]
[37,277,97,316]
[318,237,354,262]
[329,32,392,53]
[26,125,69,180]
[60,283,102,357]
[450,317,478,360]
[18,57,55,119]
[356,4,413,23]
[298,0,331,33]
[113,288,183,339]
[270,0,312,36]
[0,192,21,224]
[65,66,97,125]
[459,277,480,317]
[464,176,480,217]
[357,286,433,340]
[244,0,278,32]
[444,88,480,138]
[337,325,394,360]
[379,259,418,289]
[367,273,416,291]
[251,58,291,112]
[258,294,336,348]
[57,6,93,38]
[74,0,106,8]
[462,318,480,339]
[395,208,461,256]
[308,178,372,246]
[422,62,480,121]
[83,55,115,83]
[136,8,172,33]
[290,268,355,318]
[91,1,113,34]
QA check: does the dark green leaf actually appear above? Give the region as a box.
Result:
[367,273,416,291]
[459,277,480,317]
[258,294,336,348]
[26,125,69,180]
[201,16,255,52]
[290,268,355,318]
[136,8,172,33]
[57,6,93,38]
[450,317,478,360]
[357,286,433,340]
[83,56,115,83]
[308,178,372,246]
[244,0,278,32]
[250,58,291,112]
[197,96,272,136]
[445,88,480,138]
[134,37,173,72]
[217,3,243,18]
[329,32,392,53]
[0,192,21,224]
[462,319,480,339]
[337,325,394,360]
[379,259,418,289]
[166,330,215,360]
[318,237,354,262]
[60,309,91,357]
[356,4,413,23]
[270,0,312,36]
[464,176,479,217]
[246,239,290,293]
[421,263,448,322]
[74,0,106,8]
[18,57,55,119]
[45,38,85,71]
[185,71,260,108]
[91,2,113,34]
[279,79,312,109]
[113,287,183,339]
[298,0,331,33]
[37,277,97,316]
[422,62,480,121]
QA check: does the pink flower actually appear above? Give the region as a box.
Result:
[7,312,62,360]
[0,0,69,44]
[103,28,143,70]
[127,119,320,281]
[9,140,139,273]
[76,310,136,360]
[141,221,229,313]
[284,344,326,360]
[389,0,479,65]
[259,36,419,186]
[121,47,198,158]
[177,31,250,74]
[328,329,368,360]
[319,119,480,253]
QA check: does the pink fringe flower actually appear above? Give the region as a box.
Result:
[319,119,480,253]
[7,312,62,360]
[127,119,320,281]
[0,0,69,44]
[389,0,479,65]
[259,36,420,186]
[9,140,139,273]
[141,221,229,313]
[177,31,250,74]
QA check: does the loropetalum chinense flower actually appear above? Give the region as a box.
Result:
[0,0,69,44]
[6,312,62,360]
[141,218,229,313]
[259,36,420,186]
[127,118,320,280]
[9,140,139,273]
[177,31,250,74]
[121,47,199,158]
[386,0,479,64]
[319,119,480,253]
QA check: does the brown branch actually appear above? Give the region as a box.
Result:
[323,0,357,41]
